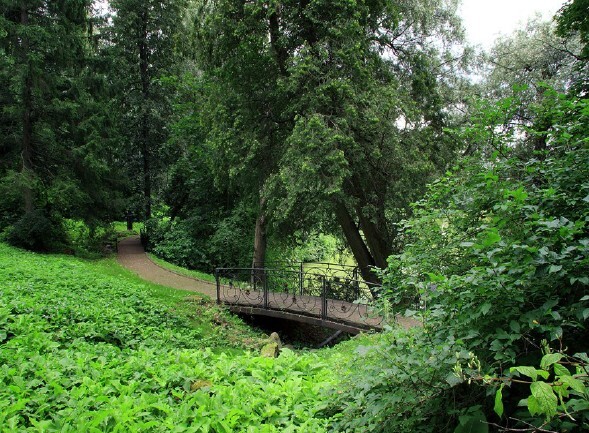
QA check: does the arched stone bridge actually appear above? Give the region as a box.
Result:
[215,263,386,334]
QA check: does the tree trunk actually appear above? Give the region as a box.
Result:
[20,3,34,214]
[252,196,268,268]
[268,6,288,76]
[139,8,151,220]
[299,0,318,47]
[251,196,268,288]
[334,201,380,285]
[356,206,391,269]
[142,131,151,220]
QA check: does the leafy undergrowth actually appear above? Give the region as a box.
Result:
[113,221,144,236]
[0,243,338,432]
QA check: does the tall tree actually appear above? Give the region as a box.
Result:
[475,18,583,156]
[194,0,468,279]
[0,1,108,221]
[0,1,132,249]
[194,0,295,269]
[556,0,589,94]
[108,0,188,220]
[557,0,589,59]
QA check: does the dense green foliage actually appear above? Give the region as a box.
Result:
[336,92,589,432]
[106,0,188,220]
[0,243,342,432]
[161,0,469,277]
[0,1,128,240]
[557,0,589,60]
[143,208,255,271]
[1,1,588,432]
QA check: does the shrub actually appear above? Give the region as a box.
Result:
[6,210,67,252]
[377,97,589,430]
[63,219,118,257]
[143,217,210,270]
[329,93,589,432]
[326,329,477,433]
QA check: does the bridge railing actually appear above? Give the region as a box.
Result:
[215,267,383,329]
[252,261,361,282]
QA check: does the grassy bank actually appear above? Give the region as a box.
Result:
[147,253,217,283]
[0,243,340,432]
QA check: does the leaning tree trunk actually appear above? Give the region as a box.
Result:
[334,201,380,286]
[356,206,391,270]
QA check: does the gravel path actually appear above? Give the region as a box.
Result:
[117,236,217,298]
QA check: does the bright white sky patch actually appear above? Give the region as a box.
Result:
[459,0,567,49]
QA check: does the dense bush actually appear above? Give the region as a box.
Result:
[328,93,589,432]
[207,203,256,268]
[0,171,23,232]
[6,210,68,252]
[144,204,255,272]
[63,219,119,257]
[385,95,589,363]
[325,329,478,433]
[143,217,210,269]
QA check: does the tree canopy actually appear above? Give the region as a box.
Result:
[171,0,470,278]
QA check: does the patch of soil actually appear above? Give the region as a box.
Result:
[116,236,217,298]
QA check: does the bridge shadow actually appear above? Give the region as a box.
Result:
[236,313,352,348]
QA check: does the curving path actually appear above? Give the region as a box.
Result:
[117,236,217,298]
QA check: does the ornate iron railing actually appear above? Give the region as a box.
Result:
[215,266,383,329]
[253,261,361,281]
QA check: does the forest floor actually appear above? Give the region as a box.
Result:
[116,236,218,298]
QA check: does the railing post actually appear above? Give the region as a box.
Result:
[263,268,269,309]
[299,263,304,295]
[321,276,327,321]
[215,269,220,304]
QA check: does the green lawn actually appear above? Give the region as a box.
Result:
[113,220,144,237]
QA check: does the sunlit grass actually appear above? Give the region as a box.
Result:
[113,220,144,237]
[146,253,217,283]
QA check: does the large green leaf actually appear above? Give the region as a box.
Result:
[559,376,586,394]
[454,411,489,433]
[494,385,504,418]
[540,353,564,370]
[530,381,558,418]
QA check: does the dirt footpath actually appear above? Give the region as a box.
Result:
[116,236,217,298]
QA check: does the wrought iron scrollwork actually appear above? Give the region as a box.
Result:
[216,262,383,329]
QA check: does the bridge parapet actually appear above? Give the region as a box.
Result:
[215,265,383,331]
